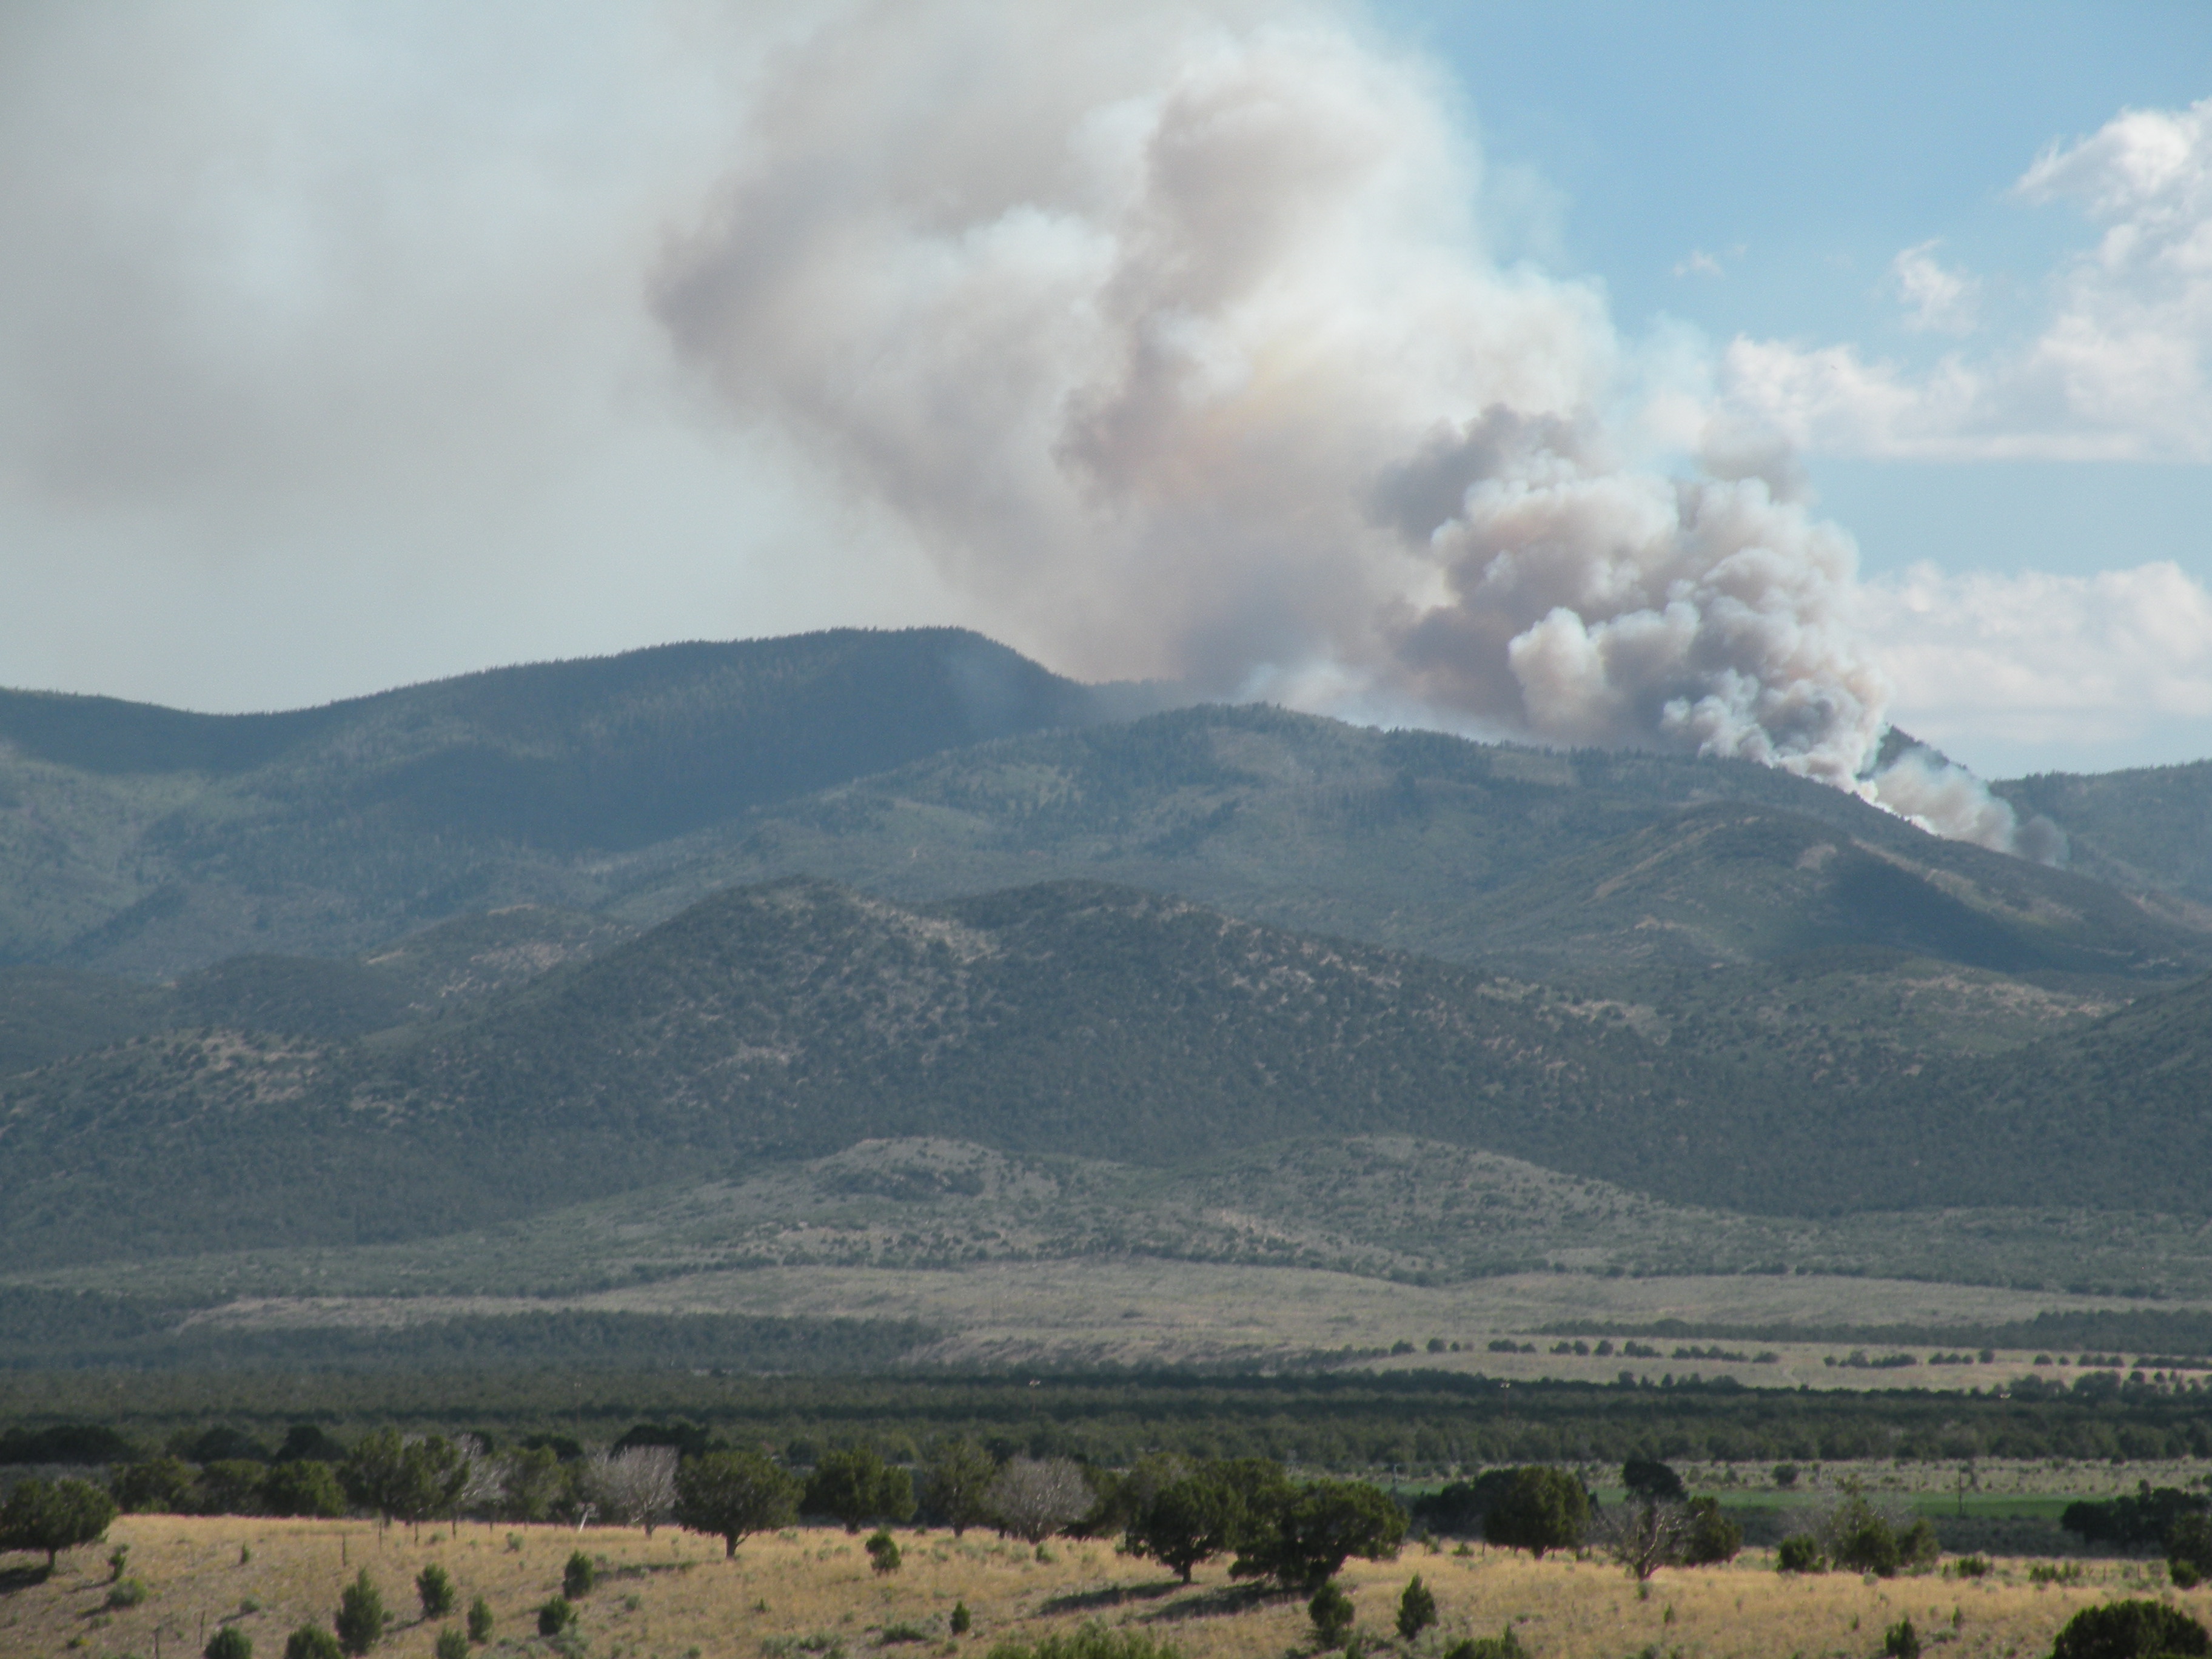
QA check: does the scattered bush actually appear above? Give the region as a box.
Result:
[206,1627,254,1659]
[434,1629,469,1659]
[284,1627,343,1659]
[951,1602,971,1636]
[107,1577,150,1608]
[416,1564,455,1620]
[464,1596,494,1644]
[537,1597,576,1638]
[1882,1617,1920,1659]
[334,1570,386,1657]
[866,1528,901,1575]
[1775,1534,1826,1573]
[1951,1554,1991,1579]
[1396,1573,1436,1640]
[562,1550,594,1598]
[1680,1496,1743,1565]
[1308,1580,1355,1646]
[1442,1628,1523,1659]
[980,1623,1179,1659]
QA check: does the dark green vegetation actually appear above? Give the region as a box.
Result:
[8,866,2212,1273]
[2048,1598,2211,1659]
[8,1370,2212,1475]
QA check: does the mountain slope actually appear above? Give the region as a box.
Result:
[0,905,635,1073]
[7,873,2212,1275]
[0,628,1161,976]
[1997,761,2212,916]
[0,879,1723,1265]
[608,703,2212,984]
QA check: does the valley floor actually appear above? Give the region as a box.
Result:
[3,1514,2192,1659]
[167,1262,2210,1384]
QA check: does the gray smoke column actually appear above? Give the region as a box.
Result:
[655,0,2049,857]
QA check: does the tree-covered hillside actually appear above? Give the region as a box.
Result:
[0,628,1159,975]
[610,703,2212,984]
[5,874,2212,1273]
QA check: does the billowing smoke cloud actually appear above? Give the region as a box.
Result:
[655,1,2048,856]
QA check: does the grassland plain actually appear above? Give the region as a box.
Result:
[5,1513,2207,1659]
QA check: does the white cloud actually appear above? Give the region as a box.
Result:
[1889,240,1979,333]
[1718,97,2212,461]
[1858,559,2212,766]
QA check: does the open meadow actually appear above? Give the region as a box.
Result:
[5,1514,2203,1659]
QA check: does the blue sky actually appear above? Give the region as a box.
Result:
[1381,0,2212,583]
[1,2,2208,784]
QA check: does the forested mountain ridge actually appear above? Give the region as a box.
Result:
[0,628,1164,976]
[5,872,2212,1276]
[606,702,2212,985]
[0,878,1709,1266]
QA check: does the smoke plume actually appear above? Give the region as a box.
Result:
[655,1,2051,858]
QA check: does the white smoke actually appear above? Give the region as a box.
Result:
[652,2,2043,856]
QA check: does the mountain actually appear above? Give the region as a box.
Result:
[0,878,1711,1267]
[7,871,2212,1278]
[0,905,635,1073]
[0,628,1167,976]
[1996,761,2212,917]
[603,702,2212,985]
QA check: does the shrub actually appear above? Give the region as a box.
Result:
[2050,1599,2211,1659]
[538,1598,576,1637]
[284,1625,341,1659]
[263,1462,346,1520]
[1396,1574,1436,1640]
[985,1456,1090,1544]
[334,1570,386,1657]
[1775,1534,1826,1573]
[2172,1513,2212,1590]
[466,1596,494,1644]
[1481,1467,1589,1559]
[1897,1517,1941,1571]
[416,1564,455,1620]
[674,1449,801,1559]
[980,1624,1178,1659]
[113,1456,199,1514]
[434,1629,469,1659]
[1952,1554,1991,1579]
[1680,1496,1743,1565]
[562,1550,594,1598]
[1442,1628,1523,1659]
[206,1628,254,1659]
[107,1577,150,1608]
[950,1601,971,1636]
[1882,1617,1920,1659]
[865,1529,901,1575]
[1309,1581,1355,1646]
[1623,1459,1686,1502]
[0,1475,118,1568]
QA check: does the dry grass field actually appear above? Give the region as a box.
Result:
[4,1515,2197,1659]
